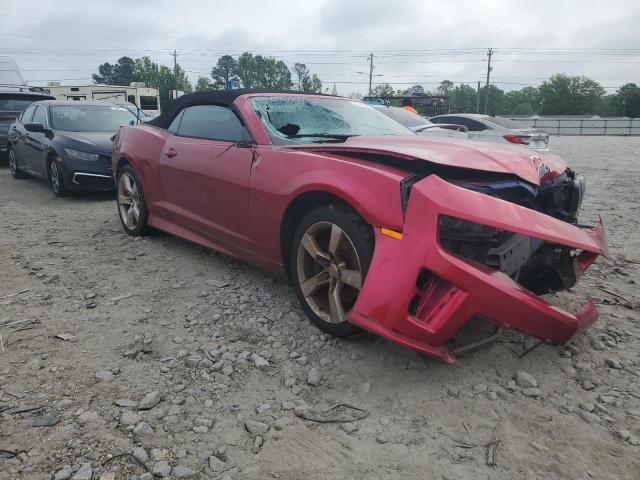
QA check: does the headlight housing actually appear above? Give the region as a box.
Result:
[64,148,100,162]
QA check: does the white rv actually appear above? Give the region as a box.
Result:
[45,82,161,116]
[0,56,26,86]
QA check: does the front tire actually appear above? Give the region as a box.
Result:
[291,204,374,337]
[49,158,67,197]
[9,148,27,179]
[117,164,148,236]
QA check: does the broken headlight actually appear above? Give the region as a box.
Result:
[438,215,504,244]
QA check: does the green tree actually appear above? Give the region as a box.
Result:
[111,56,192,109]
[304,74,323,93]
[505,86,540,114]
[211,55,239,89]
[512,103,534,115]
[154,64,192,108]
[93,56,136,85]
[538,74,605,115]
[449,83,478,112]
[436,80,454,97]
[236,53,292,89]
[292,62,310,91]
[478,85,506,115]
[237,53,258,88]
[195,76,213,91]
[402,85,426,96]
[614,83,640,117]
[133,57,160,89]
[291,63,323,93]
[371,83,395,97]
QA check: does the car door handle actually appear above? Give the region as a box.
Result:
[163,148,177,158]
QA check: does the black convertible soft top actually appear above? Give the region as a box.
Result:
[149,89,332,129]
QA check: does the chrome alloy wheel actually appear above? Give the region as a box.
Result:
[118,171,141,230]
[296,221,363,324]
[8,149,17,176]
[50,161,62,193]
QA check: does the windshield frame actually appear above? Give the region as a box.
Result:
[50,104,137,132]
[247,95,414,145]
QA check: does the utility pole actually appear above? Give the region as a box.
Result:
[484,48,493,114]
[171,49,178,99]
[476,81,481,113]
[368,52,374,96]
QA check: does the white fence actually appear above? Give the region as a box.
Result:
[508,117,640,136]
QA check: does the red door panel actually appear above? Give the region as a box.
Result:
[158,135,254,253]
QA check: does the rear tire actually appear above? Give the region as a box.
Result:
[117,164,149,236]
[291,204,374,337]
[9,148,27,179]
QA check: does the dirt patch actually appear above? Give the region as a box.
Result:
[0,136,639,480]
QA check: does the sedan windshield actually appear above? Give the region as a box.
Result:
[383,106,433,128]
[50,104,136,132]
[249,96,413,144]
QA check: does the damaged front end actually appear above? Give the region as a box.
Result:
[348,173,607,364]
[439,168,588,295]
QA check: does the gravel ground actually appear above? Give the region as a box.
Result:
[0,136,639,480]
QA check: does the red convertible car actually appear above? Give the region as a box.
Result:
[112,90,607,364]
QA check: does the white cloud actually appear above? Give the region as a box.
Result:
[2,0,639,95]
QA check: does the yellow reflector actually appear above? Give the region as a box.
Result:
[380,227,403,240]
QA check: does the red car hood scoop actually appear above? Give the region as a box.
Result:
[290,135,566,186]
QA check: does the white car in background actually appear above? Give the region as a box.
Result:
[373,105,468,139]
[429,113,550,150]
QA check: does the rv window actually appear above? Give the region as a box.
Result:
[140,96,158,111]
[71,87,79,92]
[127,95,136,104]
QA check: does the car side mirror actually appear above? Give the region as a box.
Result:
[24,122,45,133]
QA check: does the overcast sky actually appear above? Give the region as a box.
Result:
[1,0,639,95]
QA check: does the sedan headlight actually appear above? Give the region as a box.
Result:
[64,148,100,162]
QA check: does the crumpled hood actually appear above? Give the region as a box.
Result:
[290,135,566,186]
[59,131,114,155]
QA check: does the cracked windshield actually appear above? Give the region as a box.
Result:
[250,96,411,143]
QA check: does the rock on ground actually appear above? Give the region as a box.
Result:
[138,390,162,410]
[245,419,270,435]
[71,463,92,480]
[515,371,538,388]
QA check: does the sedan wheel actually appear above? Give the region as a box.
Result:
[292,205,373,337]
[117,165,148,236]
[49,159,66,197]
[118,172,141,229]
[9,149,27,179]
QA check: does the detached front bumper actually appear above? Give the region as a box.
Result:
[349,175,608,364]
